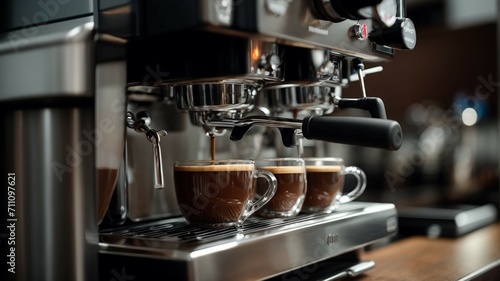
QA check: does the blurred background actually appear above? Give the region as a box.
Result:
[331,0,499,215]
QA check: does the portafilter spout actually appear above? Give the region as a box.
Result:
[204,115,403,150]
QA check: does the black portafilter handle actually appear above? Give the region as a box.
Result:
[302,116,403,150]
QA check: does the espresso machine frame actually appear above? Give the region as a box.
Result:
[0,1,415,280]
[0,16,125,280]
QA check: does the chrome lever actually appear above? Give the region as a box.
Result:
[350,60,384,98]
[349,66,384,82]
[355,61,367,98]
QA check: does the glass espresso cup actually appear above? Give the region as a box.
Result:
[255,158,307,218]
[173,159,277,228]
[302,157,366,213]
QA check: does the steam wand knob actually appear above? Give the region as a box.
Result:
[369,18,417,50]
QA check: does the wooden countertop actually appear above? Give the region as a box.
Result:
[354,223,500,281]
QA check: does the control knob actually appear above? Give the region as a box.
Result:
[313,0,402,27]
[369,18,417,50]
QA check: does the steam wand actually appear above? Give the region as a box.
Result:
[126,111,167,189]
[296,136,304,157]
[355,59,368,98]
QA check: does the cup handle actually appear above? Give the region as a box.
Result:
[338,166,367,204]
[241,170,277,223]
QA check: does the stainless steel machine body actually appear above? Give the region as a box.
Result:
[0,11,126,280]
[0,17,102,281]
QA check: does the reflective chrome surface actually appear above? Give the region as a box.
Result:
[265,86,336,115]
[0,17,95,102]
[2,107,98,281]
[174,82,258,113]
[0,17,123,281]
[247,40,283,82]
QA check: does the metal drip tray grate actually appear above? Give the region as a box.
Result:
[99,202,398,281]
[100,213,332,243]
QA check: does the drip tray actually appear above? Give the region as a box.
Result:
[99,202,398,281]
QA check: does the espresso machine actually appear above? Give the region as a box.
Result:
[0,1,416,280]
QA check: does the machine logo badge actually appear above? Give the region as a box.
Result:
[326,233,339,245]
[386,217,398,232]
[308,26,329,36]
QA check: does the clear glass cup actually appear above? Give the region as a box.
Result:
[255,158,307,218]
[173,159,277,228]
[302,157,366,213]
